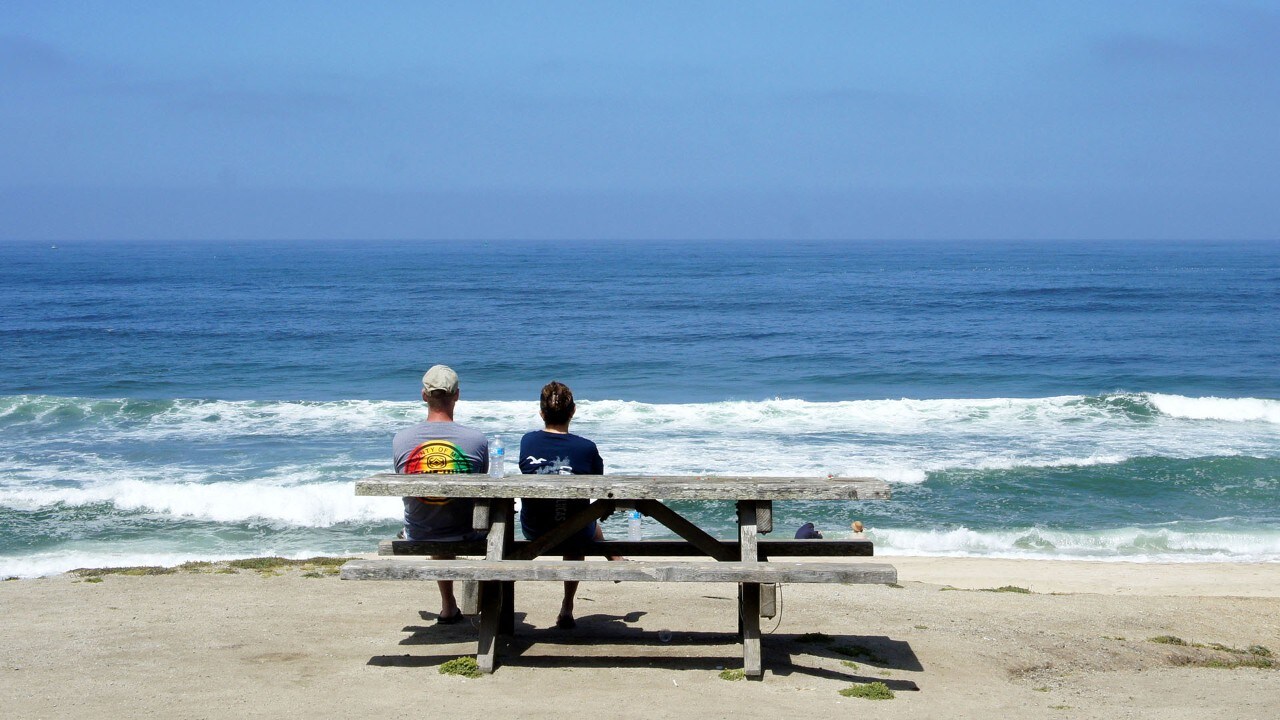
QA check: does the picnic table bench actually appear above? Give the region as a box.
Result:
[342,474,895,678]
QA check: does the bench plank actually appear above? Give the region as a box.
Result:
[377,538,876,557]
[341,558,897,584]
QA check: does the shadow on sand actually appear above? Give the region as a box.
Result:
[366,610,919,689]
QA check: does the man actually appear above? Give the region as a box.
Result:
[392,364,488,624]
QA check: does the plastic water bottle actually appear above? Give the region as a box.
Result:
[489,437,504,477]
[627,510,642,541]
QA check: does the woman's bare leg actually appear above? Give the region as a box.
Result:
[557,554,583,628]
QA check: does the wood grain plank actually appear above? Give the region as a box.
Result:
[741,583,762,678]
[471,499,490,531]
[356,474,891,501]
[378,538,876,557]
[341,558,898,584]
[738,501,758,562]
[485,500,511,560]
[476,581,501,674]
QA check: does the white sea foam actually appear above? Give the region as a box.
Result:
[5,525,1277,579]
[868,525,1280,563]
[5,392,1279,451]
[3,391,1279,517]
[3,392,1278,565]
[0,479,403,526]
[955,454,1131,472]
[577,395,1104,435]
[1149,394,1280,424]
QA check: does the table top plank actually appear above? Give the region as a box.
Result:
[355,473,891,500]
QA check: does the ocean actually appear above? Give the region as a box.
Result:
[2,238,1277,577]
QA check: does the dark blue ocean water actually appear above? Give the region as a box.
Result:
[2,239,1278,575]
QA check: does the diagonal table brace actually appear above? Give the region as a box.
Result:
[634,500,737,562]
[511,500,617,560]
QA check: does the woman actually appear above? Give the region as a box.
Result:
[519,380,612,629]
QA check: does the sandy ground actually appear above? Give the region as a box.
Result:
[3,556,1278,720]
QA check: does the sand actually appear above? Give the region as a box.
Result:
[3,556,1278,719]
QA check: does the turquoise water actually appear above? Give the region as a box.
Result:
[1,239,1277,575]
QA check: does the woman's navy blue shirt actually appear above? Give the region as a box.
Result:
[518,430,604,542]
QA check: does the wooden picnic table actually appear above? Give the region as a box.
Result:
[343,474,894,678]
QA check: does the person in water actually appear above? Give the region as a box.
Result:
[795,522,823,539]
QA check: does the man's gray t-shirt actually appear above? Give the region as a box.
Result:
[392,421,489,541]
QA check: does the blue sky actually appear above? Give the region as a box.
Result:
[2,0,1278,240]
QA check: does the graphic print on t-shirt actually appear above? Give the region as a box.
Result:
[526,455,574,474]
[404,440,477,475]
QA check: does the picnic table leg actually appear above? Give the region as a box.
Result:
[737,501,764,677]
[457,498,494,616]
[739,500,776,618]
[500,582,515,635]
[460,580,479,616]
[487,499,517,636]
[754,501,777,617]
[741,582,762,679]
[476,580,503,674]
[737,501,759,561]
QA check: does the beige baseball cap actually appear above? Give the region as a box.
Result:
[421,365,459,395]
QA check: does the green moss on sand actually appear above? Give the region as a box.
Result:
[71,566,177,578]
[65,556,351,579]
[1170,653,1275,670]
[228,557,349,574]
[839,682,894,700]
[1153,635,1276,669]
[439,657,481,678]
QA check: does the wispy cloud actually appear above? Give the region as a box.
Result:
[1093,33,1226,69]
[1092,2,1280,73]
[0,34,73,78]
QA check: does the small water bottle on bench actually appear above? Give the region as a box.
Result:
[489,436,504,477]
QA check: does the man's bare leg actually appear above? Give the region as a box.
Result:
[432,554,462,622]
